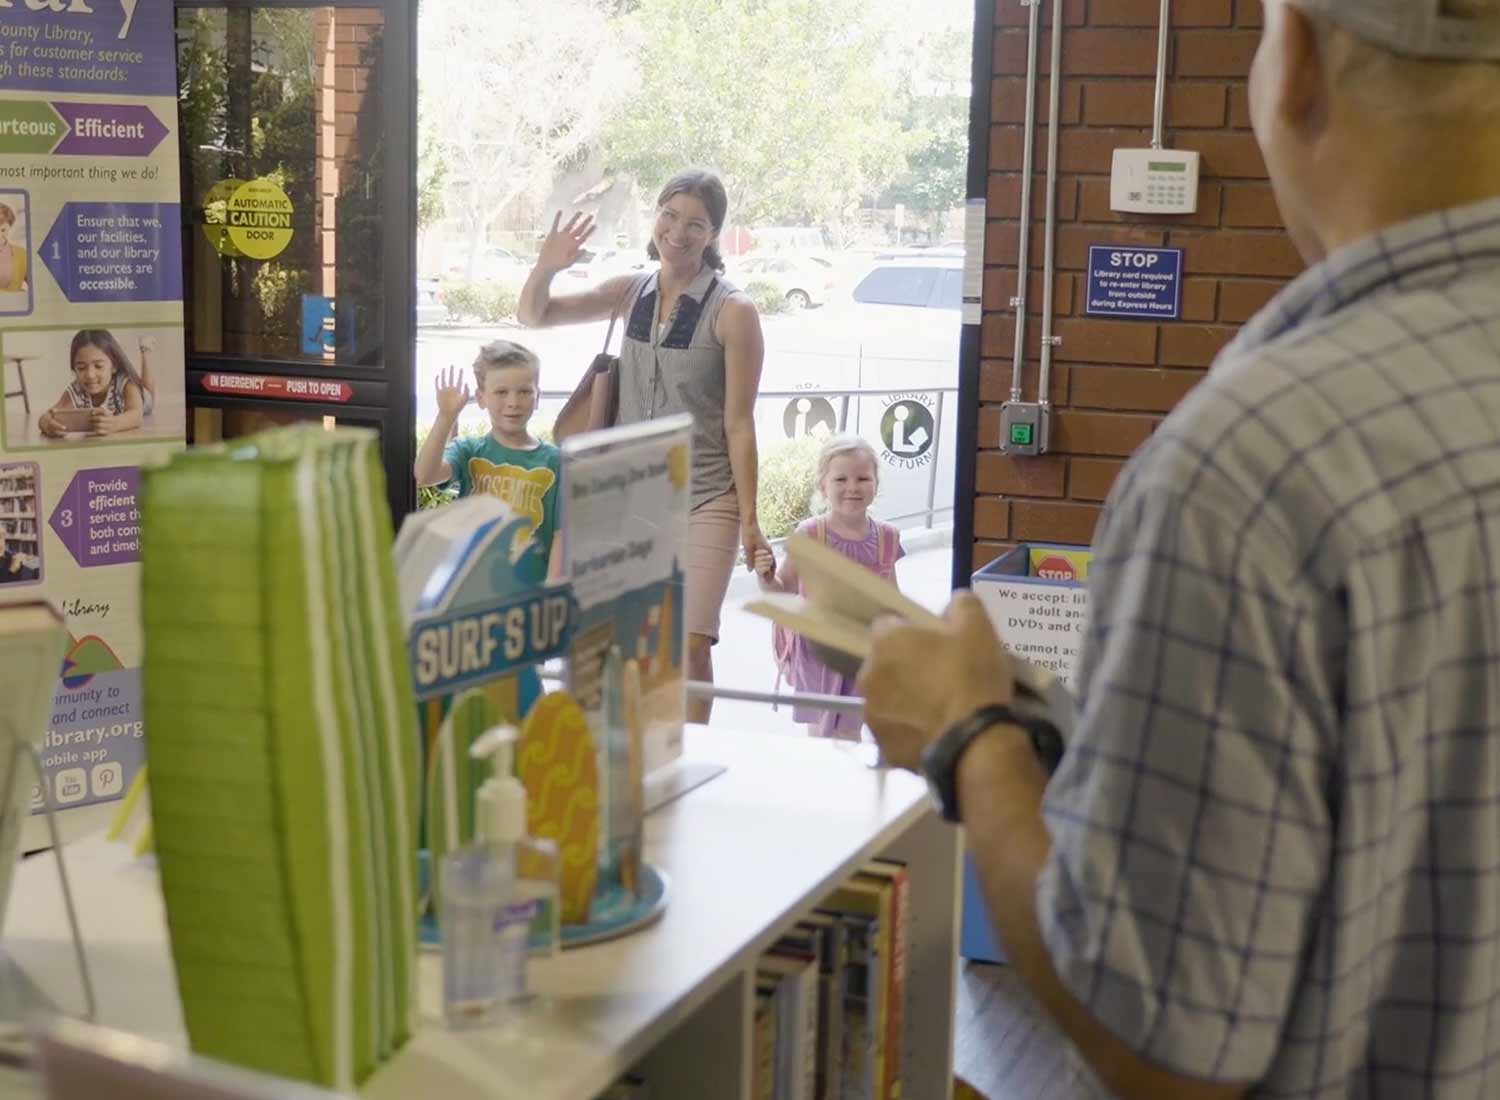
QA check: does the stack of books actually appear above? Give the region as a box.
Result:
[755,859,911,1100]
[140,426,420,1090]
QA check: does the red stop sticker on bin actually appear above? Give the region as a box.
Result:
[1035,555,1077,581]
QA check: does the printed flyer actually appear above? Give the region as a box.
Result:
[561,415,691,777]
[0,1,185,830]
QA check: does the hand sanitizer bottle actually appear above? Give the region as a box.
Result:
[472,727,561,981]
[440,827,513,1028]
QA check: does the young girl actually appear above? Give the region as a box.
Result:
[755,435,904,740]
[39,330,156,438]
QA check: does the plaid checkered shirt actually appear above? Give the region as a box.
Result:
[1037,196,1500,1098]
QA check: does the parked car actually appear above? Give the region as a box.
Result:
[850,256,963,313]
[559,246,648,288]
[764,254,963,386]
[416,276,445,327]
[446,246,529,284]
[729,254,838,309]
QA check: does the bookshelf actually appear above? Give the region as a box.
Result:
[0,466,39,550]
[3,728,961,1100]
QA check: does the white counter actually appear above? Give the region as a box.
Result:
[3,728,961,1100]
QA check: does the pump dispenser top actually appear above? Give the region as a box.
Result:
[471,725,526,846]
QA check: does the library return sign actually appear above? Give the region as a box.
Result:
[1086,245,1183,321]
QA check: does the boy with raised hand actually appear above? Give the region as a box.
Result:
[415,340,562,586]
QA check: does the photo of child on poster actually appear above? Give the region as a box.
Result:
[2,326,185,448]
[0,192,32,317]
[0,462,41,586]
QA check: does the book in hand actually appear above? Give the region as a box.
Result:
[745,532,1075,730]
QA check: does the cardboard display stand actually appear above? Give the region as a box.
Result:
[971,543,1090,688]
[965,543,1092,963]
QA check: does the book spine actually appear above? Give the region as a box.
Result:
[799,960,819,1100]
[754,995,775,1100]
[835,916,871,1100]
[824,948,844,1100]
[859,917,883,1100]
[780,972,799,1100]
[883,870,909,1100]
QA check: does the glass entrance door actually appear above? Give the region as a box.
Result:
[174,0,416,519]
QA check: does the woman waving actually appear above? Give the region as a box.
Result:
[520,169,770,723]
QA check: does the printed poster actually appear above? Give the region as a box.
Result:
[0,1,185,829]
[561,415,691,776]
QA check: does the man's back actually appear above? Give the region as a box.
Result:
[1038,197,1500,1097]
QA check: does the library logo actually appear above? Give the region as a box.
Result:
[784,396,836,440]
[881,395,935,469]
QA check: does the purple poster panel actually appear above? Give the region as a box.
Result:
[40,201,183,302]
[1,0,185,835]
[0,1,177,97]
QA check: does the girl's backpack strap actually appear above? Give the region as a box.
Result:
[875,521,902,575]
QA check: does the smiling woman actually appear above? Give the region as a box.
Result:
[518,167,771,723]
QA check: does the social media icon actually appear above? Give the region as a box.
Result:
[55,767,87,805]
[91,762,123,798]
[29,781,44,809]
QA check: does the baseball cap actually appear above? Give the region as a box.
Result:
[1288,0,1500,60]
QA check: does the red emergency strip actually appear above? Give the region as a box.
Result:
[202,373,353,403]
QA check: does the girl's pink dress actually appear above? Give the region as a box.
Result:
[782,515,904,739]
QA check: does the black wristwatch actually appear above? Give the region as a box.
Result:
[920,703,1065,824]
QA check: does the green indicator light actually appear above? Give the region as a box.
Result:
[1010,423,1034,446]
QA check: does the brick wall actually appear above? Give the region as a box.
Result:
[972,0,1300,570]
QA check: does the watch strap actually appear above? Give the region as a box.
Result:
[922,703,1062,823]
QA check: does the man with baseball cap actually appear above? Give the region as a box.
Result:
[859,3,1500,1097]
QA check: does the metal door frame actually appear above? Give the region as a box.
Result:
[174,0,418,521]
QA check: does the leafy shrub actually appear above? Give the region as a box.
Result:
[440,281,485,322]
[757,434,821,539]
[440,280,520,324]
[418,483,457,510]
[481,282,521,323]
[743,279,789,316]
[414,420,490,510]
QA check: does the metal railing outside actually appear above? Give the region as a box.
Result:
[531,383,959,532]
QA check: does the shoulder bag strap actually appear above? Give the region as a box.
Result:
[876,522,901,576]
[600,274,648,358]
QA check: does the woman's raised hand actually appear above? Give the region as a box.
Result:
[536,211,596,275]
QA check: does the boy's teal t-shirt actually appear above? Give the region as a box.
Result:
[443,434,562,585]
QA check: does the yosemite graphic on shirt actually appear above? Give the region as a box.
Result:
[466,457,553,541]
[441,436,562,585]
